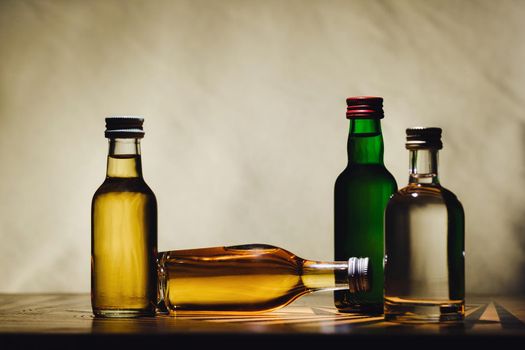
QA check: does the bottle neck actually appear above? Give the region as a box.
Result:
[347,119,384,165]
[409,149,440,185]
[106,138,143,178]
[301,258,369,293]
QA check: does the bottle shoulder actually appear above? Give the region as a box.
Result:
[94,177,157,198]
[334,166,397,193]
[440,186,464,213]
[336,164,397,187]
[388,183,463,211]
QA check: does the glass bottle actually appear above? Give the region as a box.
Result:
[384,127,465,322]
[91,117,158,318]
[157,244,370,314]
[334,96,397,313]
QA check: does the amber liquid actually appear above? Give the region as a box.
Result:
[158,244,349,314]
[91,154,157,317]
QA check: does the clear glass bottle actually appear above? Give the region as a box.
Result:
[91,117,158,318]
[157,244,370,314]
[334,96,397,314]
[384,127,465,323]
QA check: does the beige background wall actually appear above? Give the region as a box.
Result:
[0,0,523,294]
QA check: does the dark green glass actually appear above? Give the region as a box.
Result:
[334,118,397,313]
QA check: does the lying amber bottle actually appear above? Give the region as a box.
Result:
[157,244,369,314]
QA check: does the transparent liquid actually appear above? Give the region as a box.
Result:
[91,155,157,317]
[384,184,464,322]
[158,244,348,314]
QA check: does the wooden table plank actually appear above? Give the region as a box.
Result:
[0,293,524,348]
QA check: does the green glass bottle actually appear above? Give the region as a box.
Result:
[334,96,397,314]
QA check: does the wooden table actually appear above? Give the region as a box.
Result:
[1,293,524,348]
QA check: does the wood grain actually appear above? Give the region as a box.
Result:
[0,293,524,348]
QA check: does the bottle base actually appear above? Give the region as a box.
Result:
[93,309,155,318]
[384,297,464,323]
[336,303,383,315]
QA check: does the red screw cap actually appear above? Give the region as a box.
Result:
[346,96,384,119]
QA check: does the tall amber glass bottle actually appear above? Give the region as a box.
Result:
[334,97,397,313]
[91,117,157,317]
